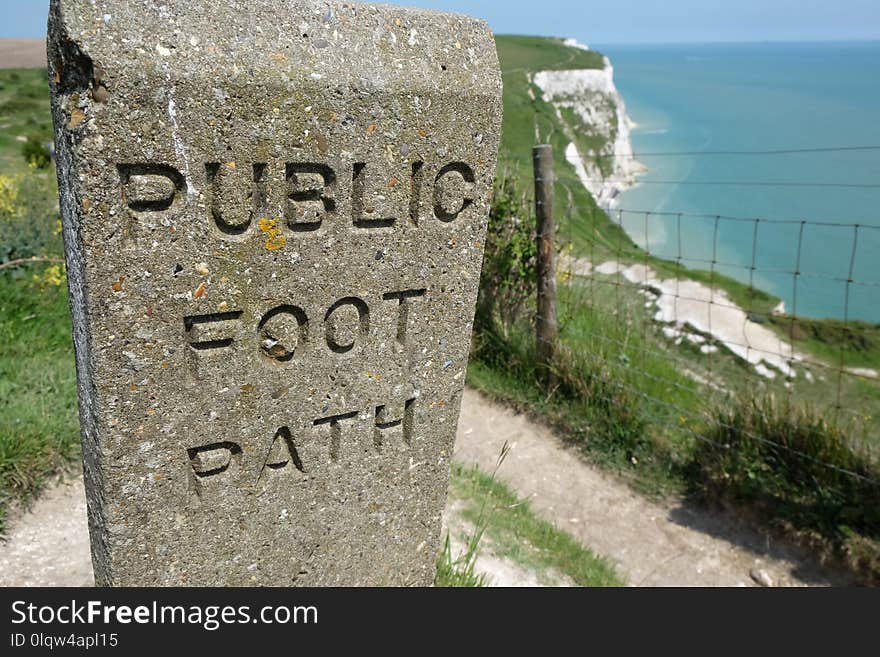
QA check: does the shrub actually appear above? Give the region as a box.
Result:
[690,395,880,582]
[21,136,52,169]
[0,173,62,265]
[475,174,537,331]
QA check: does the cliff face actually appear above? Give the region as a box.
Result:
[532,42,643,208]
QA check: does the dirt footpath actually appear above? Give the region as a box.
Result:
[0,474,91,587]
[0,388,850,586]
[454,388,849,587]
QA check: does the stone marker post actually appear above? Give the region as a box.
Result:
[48,0,501,586]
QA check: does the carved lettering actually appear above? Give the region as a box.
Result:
[352,162,397,229]
[286,162,336,232]
[187,441,242,497]
[313,410,359,463]
[183,311,243,350]
[383,289,426,346]
[259,426,305,482]
[118,163,184,213]
[374,398,415,448]
[258,305,308,363]
[409,161,424,225]
[119,159,478,233]
[206,161,267,235]
[185,397,417,497]
[324,296,370,354]
[433,162,475,221]
[183,289,427,369]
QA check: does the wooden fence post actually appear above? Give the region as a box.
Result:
[533,144,557,390]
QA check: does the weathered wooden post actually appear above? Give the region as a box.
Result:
[48,0,502,586]
[533,144,557,390]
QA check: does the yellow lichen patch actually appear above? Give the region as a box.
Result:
[226,161,236,169]
[257,217,286,251]
[111,275,125,293]
[193,282,206,299]
[366,123,377,135]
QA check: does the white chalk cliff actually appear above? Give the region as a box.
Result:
[532,41,644,208]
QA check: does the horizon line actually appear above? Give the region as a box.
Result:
[497,33,880,47]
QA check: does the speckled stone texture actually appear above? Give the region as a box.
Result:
[48,0,501,586]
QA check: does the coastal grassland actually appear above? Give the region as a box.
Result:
[493,34,880,447]
[0,68,53,174]
[0,271,79,531]
[471,267,880,581]
[0,65,76,530]
[496,35,880,371]
[473,173,880,581]
[495,35,625,257]
[437,461,623,586]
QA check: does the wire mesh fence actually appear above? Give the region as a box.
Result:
[476,145,880,580]
[554,197,880,465]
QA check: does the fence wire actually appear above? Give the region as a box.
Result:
[536,196,880,488]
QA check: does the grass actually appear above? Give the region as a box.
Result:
[495,35,616,256]
[439,461,623,587]
[0,69,53,174]
[0,63,77,530]
[434,532,489,587]
[0,268,79,530]
[691,396,880,583]
[497,34,880,371]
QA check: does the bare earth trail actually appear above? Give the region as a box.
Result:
[455,388,849,587]
[0,388,849,586]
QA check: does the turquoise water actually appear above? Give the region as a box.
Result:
[597,42,880,322]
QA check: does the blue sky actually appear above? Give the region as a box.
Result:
[2,0,879,43]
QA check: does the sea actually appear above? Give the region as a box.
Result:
[596,41,880,322]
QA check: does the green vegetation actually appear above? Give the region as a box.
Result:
[496,35,811,333]
[2,36,879,586]
[0,65,75,530]
[438,462,623,587]
[692,397,880,583]
[0,273,79,530]
[495,35,616,256]
[434,532,488,587]
[0,69,53,174]
[476,36,880,579]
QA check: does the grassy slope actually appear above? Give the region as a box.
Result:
[0,67,77,529]
[496,36,788,316]
[0,276,79,528]
[485,35,880,580]
[495,35,880,437]
[496,36,626,256]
